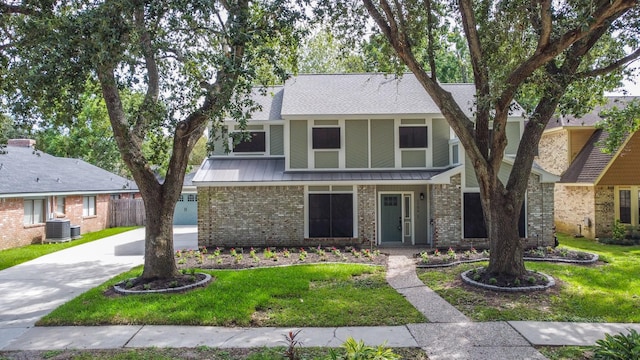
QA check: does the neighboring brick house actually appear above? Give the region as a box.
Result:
[0,139,138,250]
[536,96,639,239]
[194,73,557,249]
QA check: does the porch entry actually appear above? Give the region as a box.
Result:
[380,193,413,244]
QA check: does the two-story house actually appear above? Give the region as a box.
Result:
[193,74,557,249]
[537,96,640,239]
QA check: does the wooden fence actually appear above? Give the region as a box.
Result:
[108,198,146,227]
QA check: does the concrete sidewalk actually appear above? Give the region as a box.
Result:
[1,228,639,359]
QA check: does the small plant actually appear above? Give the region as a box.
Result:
[125,279,134,289]
[593,328,640,360]
[419,251,430,264]
[513,278,521,286]
[299,248,307,261]
[470,247,478,254]
[447,247,457,260]
[283,329,303,360]
[249,247,257,257]
[143,284,151,290]
[216,258,223,264]
[463,250,471,258]
[199,246,208,255]
[175,250,182,258]
[612,219,627,242]
[473,274,481,281]
[212,247,221,257]
[331,247,341,257]
[559,247,569,257]
[327,337,400,360]
[177,258,186,265]
[282,248,291,258]
[230,248,237,256]
[362,249,372,258]
[168,280,179,288]
[527,276,537,284]
[482,249,490,256]
[488,277,497,285]
[433,248,441,257]
[263,247,275,259]
[234,254,243,263]
[373,249,381,256]
[207,255,216,260]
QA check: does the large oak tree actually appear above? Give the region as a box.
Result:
[1,0,305,281]
[355,0,639,276]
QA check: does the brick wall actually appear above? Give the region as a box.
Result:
[554,184,595,238]
[357,185,377,246]
[525,174,556,247]
[594,185,615,239]
[0,194,111,250]
[198,186,306,247]
[536,130,569,176]
[431,174,463,248]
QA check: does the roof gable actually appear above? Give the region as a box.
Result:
[560,130,614,183]
[546,96,638,131]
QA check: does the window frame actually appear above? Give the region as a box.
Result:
[463,192,526,238]
[399,126,428,148]
[23,198,46,225]
[307,186,355,238]
[83,195,97,217]
[312,127,341,149]
[232,131,266,153]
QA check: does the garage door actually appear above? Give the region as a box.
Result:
[174,193,198,225]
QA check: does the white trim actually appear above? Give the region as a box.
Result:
[0,190,138,199]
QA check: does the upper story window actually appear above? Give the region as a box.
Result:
[312,128,341,149]
[233,131,266,153]
[399,126,428,148]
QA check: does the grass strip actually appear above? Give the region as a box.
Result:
[418,234,640,322]
[0,227,139,271]
[38,263,426,327]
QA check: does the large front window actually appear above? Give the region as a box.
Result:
[619,189,631,224]
[309,193,353,237]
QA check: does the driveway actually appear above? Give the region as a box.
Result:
[0,226,197,349]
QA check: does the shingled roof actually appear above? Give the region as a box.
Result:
[546,96,637,130]
[280,73,525,118]
[0,143,138,197]
[559,130,614,183]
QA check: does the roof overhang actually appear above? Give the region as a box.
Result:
[0,189,139,199]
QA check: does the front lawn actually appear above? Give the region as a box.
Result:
[38,264,426,327]
[0,227,139,271]
[418,234,640,322]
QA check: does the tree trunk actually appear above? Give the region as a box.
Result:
[484,190,526,277]
[140,190,180,280]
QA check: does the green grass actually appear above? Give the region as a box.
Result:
[38,263,426,327]
[418,233,640,322]
[0,347,427,360]
[0,227,139,271]
[537,346,591,360]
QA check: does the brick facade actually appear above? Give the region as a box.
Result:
[536,130,568,176]
[431,174,463,248]
[594,186,615,239]
[0,194,111,250]
[198,173,555,249]
[431,173,555,249]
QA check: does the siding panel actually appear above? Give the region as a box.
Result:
[270,125,284,155]
[346,120,369,168]
[432,118,450,167]
[371,119,395,168]
[290,120,308,168]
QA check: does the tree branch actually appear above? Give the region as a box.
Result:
[535,0,552,52]
[576,47,640,79]
[133,1,160,139]
[0,3,39,15]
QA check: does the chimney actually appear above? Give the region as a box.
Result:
[7,139,36,148]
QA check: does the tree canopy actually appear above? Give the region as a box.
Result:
[1,0,307,281]
[341,0,640,276]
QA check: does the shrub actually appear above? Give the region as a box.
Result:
[327,337,400,360]
[612,219,627,242]
[593,329,640,360]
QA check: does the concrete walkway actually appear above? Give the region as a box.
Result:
[2,229,640,359]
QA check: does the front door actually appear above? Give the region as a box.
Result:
[381,194,403,242]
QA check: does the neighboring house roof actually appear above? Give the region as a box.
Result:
[546,96,637,130]
[0,144,138,197]
[559,129,613,183]
[280,73,525,118]
[193,158,452,185]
